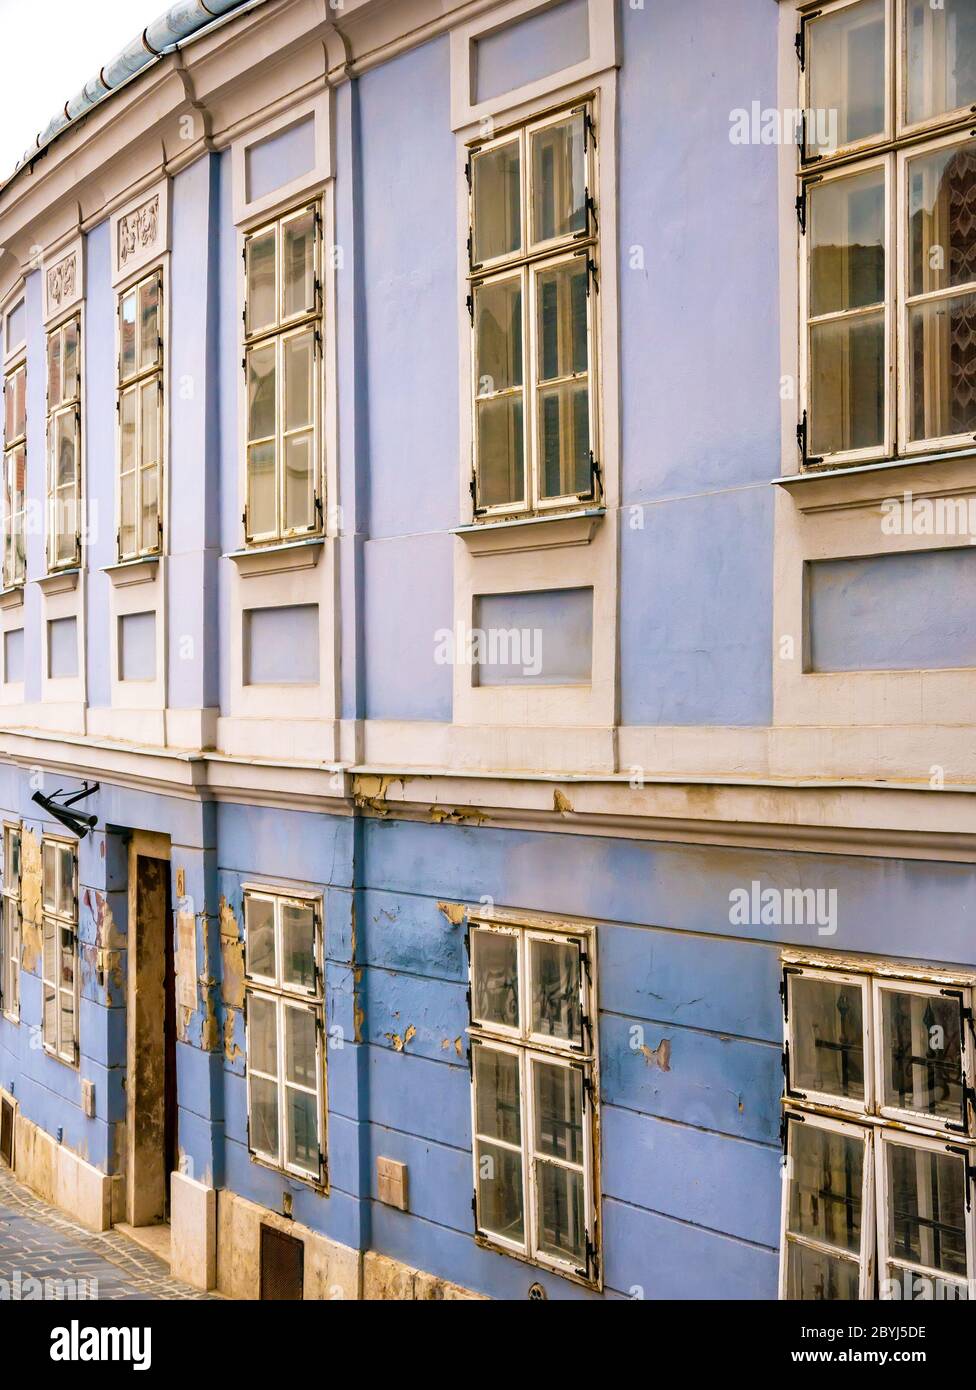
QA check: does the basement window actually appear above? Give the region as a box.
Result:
[466,917,599,1284]
[244,888,326,1185]
[41,837,78,1065]
[780,956,976,1299]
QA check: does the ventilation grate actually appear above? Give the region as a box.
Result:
[0,1096,13,1169]
[259,1223,304,1301]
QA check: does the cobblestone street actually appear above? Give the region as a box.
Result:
[0,1168,213,1300]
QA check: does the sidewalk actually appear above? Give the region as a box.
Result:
[0,1167,215,1300]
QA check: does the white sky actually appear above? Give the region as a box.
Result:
[0,0,165,176]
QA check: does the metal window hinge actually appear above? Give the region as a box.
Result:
[467,1042,473,1077]
[469,469,477,507]
[464,158,471,190]
[581,1069,593,1112]
[584,451,602,501]
[241,505,249,537]
[314,493,324,527]
[575,249,599,295]
[466,292,474,323]
[471,1191,478,1222]
[314,328,323,357]
[947,1144,976,1210]
[584,188,599,236]
[582,108,596,152]
[781,1041,805,1100]
[797,408,823,467]
[795,187,807,235]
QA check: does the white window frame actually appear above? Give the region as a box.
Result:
[243,887,326,1186]
[897,0,976,140]
[798,153,895,468]
[40,836,78,1067]
[876,1127,976,1298]
[799,0,894,165]
[784,964,875,1116]
[45,311,82,573]
[466,915,599,1285]
[872,977,974,1135]
[779,1109,876,1300]
[116,267,164,562]
[0,822,21,1023]
[467,100,601,519]
[797,0,976,466]
[2,357,27,590]
[242,202,324,547]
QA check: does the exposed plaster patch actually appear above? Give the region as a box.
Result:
[553,788,574,814]
[428,806,484,825]
[353,774,398,814]
[353,966,365,1043]
[385,1023,416,1053]
[437,901,466,927]
[640,1038,671,1072]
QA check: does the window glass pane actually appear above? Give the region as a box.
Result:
[247,228,276,335]
[471,929,519,1030]
[809,169,886,317]
[247,343,276,443]
[477,1140,524,1243]
[282,211,315,320]
[788,1122,864,1255]
[888,1143,968,1277]
[284,1004,317,1088]
[786,1241,861,1300]
[909,142,976,298]
[530,113,586,244]
[138,276,160,371]
[47,331,62,408]
[790,975,865,1102]
[807,0,886,154]
[42,982,56,1047]
[477,397,524,508]
[809,311,885,456]
[14,368,25,441]
[473,139,521,264]
[536,1161,585,1264]
[55,412,75,492]
[284,331,313,430]
[120,471,136,561]
[247,442,276,537]
[249,1074,279,1158]
[140,381,159,467]
[245,896,276,980]
[8,830,20,884]
[42,914,56,981]
[60,928,75,989]
[281,902,316,991]
[537,261,588,382]
[474,1045,521,1145]
[532,1060,583,1164]
[63,319,79,402]
[286,1088,319,1172]
[907,0,976,126]
[60,984,76,1060]
[57,847,73,917]
[284,435,314,532]
[909,291,976,442]
[539,383,590,499]
[529,938,582,1045]
[881,989,963,1120]
[120,291,136,379]
[476,277,522,395]
[42,842,58,911]
[249,993,278,1075]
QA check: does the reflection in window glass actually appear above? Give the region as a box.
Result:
[471,930,520,1030]
[473,140,521,264]
[791,975,865,1102]
[881,989,963,1121]
[529,937,582,1044]
[907,0,976,127]
[788,1122,864,1255]
[888,1143,967,1279]
[807,0,886,154]
[531,113,586,244]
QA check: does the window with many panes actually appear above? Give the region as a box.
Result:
[41,838,78,1065]
[118,269,163,560]
[0,824,21,1023]
[244,888,326,1184]
[2,359,26,589]
[46,314,81,571]
[466,918,599,1283]
[781,960,976,1299]
[797,0,976,466]
[243,204,323,545]
[467,102,601,516]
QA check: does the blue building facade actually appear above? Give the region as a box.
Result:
[0,0,974,1301]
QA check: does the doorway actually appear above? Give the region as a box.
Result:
[125,832,177,1227]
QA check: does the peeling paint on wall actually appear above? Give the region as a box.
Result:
[640,1038,672,1072]
[437,901,466,927]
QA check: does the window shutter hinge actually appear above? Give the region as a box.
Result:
[587,451,602,500]
[584,188,599,237]
[582,108,596,152]
[314,493,324,528]
[575,249,599,295]
[795,27,805,72]
[314,328,323,357]
[795,187,807,235]
[471,1191,478,1223]
[797,409,823,468]
[466,292,474,324]
[464,158,471,190]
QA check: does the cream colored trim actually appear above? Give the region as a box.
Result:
[449,0,619,131]
[231,90,332,227]
[110,180,170,288]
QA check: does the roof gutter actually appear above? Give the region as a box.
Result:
[1,0,269,197]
